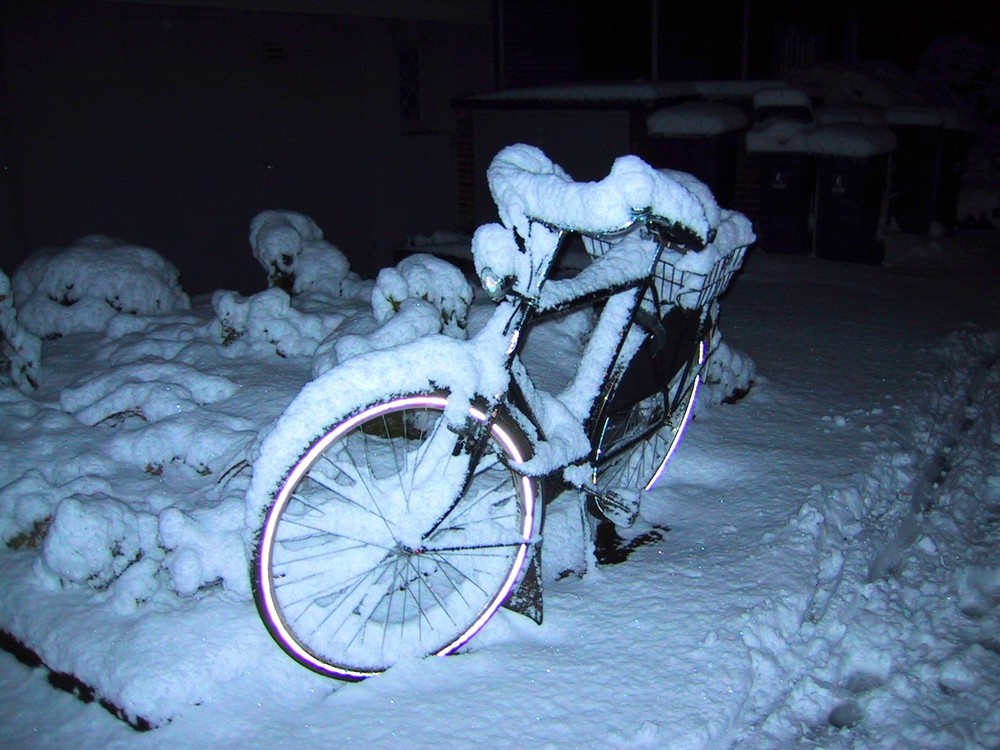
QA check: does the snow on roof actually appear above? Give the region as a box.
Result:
[885,104,974,130]
[461,80,784,106]
[691,80,785,99]
[647,101,749,137]
[466,82,692,104]
[885,104,949,127]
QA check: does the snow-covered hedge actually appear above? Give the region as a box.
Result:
[249,209,364,297]
[11,235,190,339]
[1,268,41,393]
[372,253,473,338]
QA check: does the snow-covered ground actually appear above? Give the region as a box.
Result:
[1,220,999,749]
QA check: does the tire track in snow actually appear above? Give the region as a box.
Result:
[726,331,1000,749]
[867,349,999,582]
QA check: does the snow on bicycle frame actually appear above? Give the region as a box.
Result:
[473,143,721,301]
[246,144,753,525]
[246,144,754,679]
[469,144,753,465]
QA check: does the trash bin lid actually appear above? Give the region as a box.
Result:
[815,103,886,126]
[887,105,974,133]
[807,123,897,158]
[745,118,811,153]
[752,87,813,113]
[886,104,947,127]
[647,101,749,137]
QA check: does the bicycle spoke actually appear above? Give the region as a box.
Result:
[276,511,395,554]
[274,540,370,568]
[256,395,533,677]
[302,469,396,527]
[433,474,515,531]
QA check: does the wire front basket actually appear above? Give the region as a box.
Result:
[654,244,747,311]
[579,224,747,313]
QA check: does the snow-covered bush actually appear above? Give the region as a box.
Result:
[311,253,474,374]
[322,297,444,372]
[699,329,755,408]
[957,186,1000,228]
[59,361,239,427]
[11,235,190,339]
[1,268,41,392]
[36,493,158,591]
[211,287,350,358]
[372,253,473,338]
[159,500,249,598]
[249,210,362,297]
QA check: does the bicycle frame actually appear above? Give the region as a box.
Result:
[466,218,720,495]
[248,145,754,677]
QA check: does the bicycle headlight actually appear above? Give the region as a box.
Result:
[480,266,513,302]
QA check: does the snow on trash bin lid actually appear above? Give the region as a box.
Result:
[752,87,813,112]
[647,101,749,137]
[814,103,886,126]
[885,104,948,127]
[745,118,811,153]
[886,104,974,131]
[806,123,897,158]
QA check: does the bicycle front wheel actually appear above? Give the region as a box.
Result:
[253,393,537,679]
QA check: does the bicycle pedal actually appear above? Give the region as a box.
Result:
[592,488,641,527]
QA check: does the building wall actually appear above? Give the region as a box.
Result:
[0,2,491,293]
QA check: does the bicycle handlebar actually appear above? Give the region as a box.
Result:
[486,144,720,249]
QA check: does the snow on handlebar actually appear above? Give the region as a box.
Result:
[485,143,721,245]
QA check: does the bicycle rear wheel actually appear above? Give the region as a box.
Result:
[253,393,537,679]
[592,307,705,495]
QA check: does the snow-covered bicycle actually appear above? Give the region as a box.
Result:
[246,144,754,679]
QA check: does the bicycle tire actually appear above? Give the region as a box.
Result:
[253,393,537,680]
[591,304,706,496]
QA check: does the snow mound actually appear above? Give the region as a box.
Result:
[11,235,190,339]
[159,499,250,598]
[60,361,238,426]
[372,253,473,338]
[37,493,156,592]
[0,268,41,393]
[249,209,361,297]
